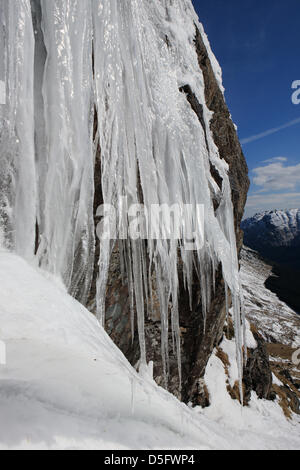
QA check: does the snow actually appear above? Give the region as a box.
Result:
[272,373,283,387]
[241,246,300,347]
[201,342,300,450]
[0,250,299,450]
[244,319,258,349]
[0,250,206,450]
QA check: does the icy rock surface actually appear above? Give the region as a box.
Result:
[0,0,244,385]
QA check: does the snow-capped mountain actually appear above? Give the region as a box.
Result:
[242,209,300,270]
[242,209,300,248]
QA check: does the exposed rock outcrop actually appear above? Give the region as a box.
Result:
[243,330,273,404]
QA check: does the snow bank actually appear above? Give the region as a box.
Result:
[0,250,299,450]
[201,335,300,450]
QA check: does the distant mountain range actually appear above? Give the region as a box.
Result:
[242,209,300,269]
[242,209,300,314]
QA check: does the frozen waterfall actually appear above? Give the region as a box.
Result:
[0,0,245,391]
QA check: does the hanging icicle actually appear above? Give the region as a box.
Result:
[0,0,36,259]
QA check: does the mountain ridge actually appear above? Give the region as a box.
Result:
[242,208,300,268]
[242,209,300,314]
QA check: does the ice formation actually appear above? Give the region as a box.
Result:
[0,0,245,389]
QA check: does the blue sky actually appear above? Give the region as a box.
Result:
[192,0,300,217]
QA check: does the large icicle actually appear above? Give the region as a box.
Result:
[35,0,95,303]
[0,0,36,259]
[93,0,244,386]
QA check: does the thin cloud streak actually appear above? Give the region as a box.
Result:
[241,118,300,145]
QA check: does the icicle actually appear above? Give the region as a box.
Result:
[35,0,95,304]
[92,0,245,389]
[0,0,36,259]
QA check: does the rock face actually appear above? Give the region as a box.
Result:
[96,24,249,404]
[243,330,273,404]
[195,28,249,254]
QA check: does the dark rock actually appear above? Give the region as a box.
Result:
[243,331,273,404]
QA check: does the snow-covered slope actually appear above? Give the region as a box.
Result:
[240,246,300,347]
[0,249,299,450]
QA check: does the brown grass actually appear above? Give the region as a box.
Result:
[272,384,293,420]
[267,343,297,361]
[216,347,246,405]
[216,347,230,376]
[224,317,235,341]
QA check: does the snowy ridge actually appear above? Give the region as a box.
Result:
[240,246,300,347]
[242,209,300,247]
[0,251,299,450]
[0,0,244,386]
